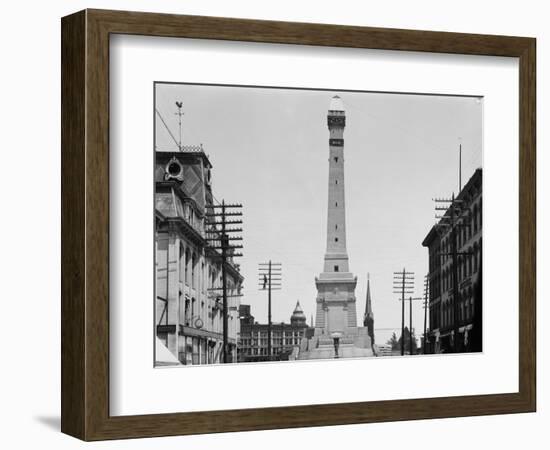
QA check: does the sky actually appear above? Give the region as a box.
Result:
[155,82,482,345]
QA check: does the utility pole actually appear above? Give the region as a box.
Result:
[423,274,429,354]
[459,139,462,192]
[434,195,471,353]
[205,200,243,363]
[407,295,423,355]
[259,262,282,360]
[409,296,413,355]
[393,269,414,356]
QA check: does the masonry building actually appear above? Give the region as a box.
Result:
[238,302,313,362]
[422,168,482,353]
[155,147,244,365]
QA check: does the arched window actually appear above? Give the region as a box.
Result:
[185,248,191,286]
[191,252,197,288]
[179,243,186,285]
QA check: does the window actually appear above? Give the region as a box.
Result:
[191,253,197,288]
[179,244,185,286]
[201,262,205,292]
[185,249,191,286]
[335,202,338,207]
[334,157,338,162]
[479,199,482,228]
[335,237,338,242]
[335,180,338,184]
[334,265,339,272]
[185,299,190,325]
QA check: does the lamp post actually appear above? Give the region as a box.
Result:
[331,331,342,359]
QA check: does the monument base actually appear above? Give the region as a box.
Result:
[297,326,374,360]
[315,272,358,334]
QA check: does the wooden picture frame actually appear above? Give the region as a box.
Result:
[61,9,536,441]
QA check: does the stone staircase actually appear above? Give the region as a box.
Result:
[298,336,374,360]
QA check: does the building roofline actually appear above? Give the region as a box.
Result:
[456,168,482,201]
[422,168,482,246]
[240,322,310,330]
[155,149,213,168]
[422,225,439,247]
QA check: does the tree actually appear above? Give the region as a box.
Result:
[398,327,418,354]
[387,332,399,350]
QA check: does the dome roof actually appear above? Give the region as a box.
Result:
[329,95,345,112]
[291,301,306,324]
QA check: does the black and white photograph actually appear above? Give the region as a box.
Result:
[1,0,542,447]
[154,82,483,366]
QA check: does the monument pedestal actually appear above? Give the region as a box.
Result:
[314,272,358,335]
[298,327,373,360]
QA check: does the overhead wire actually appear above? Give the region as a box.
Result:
[155,108,180,149]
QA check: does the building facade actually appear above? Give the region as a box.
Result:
[155,148,244,365]
[422,168,482,353]
[238,302,313,362]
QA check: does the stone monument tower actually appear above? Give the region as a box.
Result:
[314,95,358,335]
